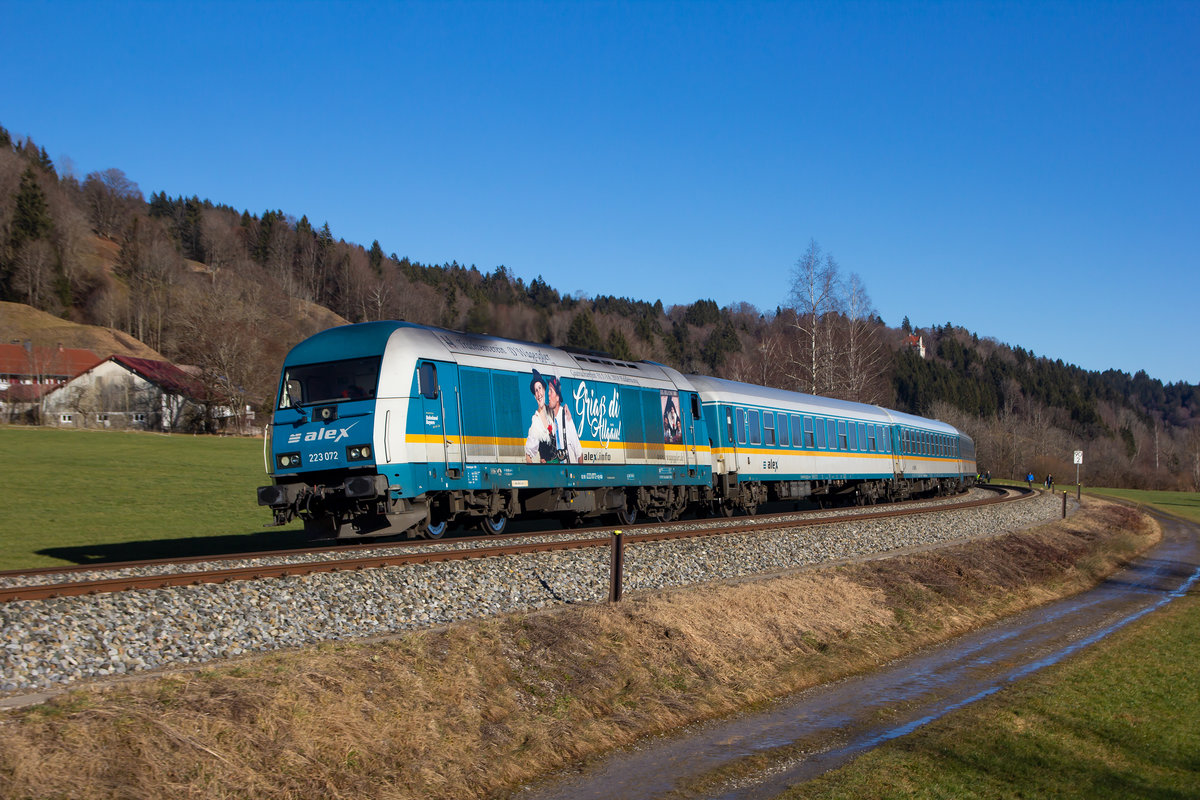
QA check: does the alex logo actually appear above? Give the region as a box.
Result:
[287,420,359,444]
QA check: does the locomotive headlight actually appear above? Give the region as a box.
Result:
[347,444,373,462]
[277,452,302,469]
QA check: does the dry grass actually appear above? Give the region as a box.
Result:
[0,299,165,360]
[0,498,1158,799]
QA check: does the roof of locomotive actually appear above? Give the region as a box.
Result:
[285,321,691,388]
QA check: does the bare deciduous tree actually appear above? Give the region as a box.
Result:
[787,240,841,395]
[784,242,889,403]
[174,277,275,432]
[840,272,887,403]
[83,168,142,239]
[11,240,55,309]
[199,208,246,282]
[118,220,182,352]
[365,278,393,322]
[1186,424,1200,491]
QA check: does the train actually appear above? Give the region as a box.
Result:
[256,321,976,539]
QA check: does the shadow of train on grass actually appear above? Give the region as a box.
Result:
[37,528,317,565]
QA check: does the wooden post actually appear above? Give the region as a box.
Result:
[1062,491,1067,519]
[609,530,625,603]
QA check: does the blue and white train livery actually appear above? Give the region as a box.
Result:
[688,375,976,515]
[257,321,975,539]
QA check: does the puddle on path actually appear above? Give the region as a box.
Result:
[513,513,1200,800]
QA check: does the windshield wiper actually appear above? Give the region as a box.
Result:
[285,382,308,422]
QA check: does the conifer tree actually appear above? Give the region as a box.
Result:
[12,169,51,243]
[606,328,634,361]
[702,318,741,370]
[567,309,602,351]
[368,240,384,274]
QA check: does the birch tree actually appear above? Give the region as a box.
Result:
[840,271,887,404]
[787,240,840,395]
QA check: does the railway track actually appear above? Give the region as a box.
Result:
[0,485,1027,603]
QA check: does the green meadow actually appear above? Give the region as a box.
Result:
[788,487,1200,799]
[0,427,304,570]
[1084,486,1200,524]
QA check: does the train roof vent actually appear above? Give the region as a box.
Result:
[574,353,640,370]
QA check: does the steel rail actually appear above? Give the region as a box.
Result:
[0,485,1019,579]
[0,485,1026,604]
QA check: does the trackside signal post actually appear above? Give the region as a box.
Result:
[1074,450,1083,500]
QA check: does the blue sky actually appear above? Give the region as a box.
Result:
[2,1,1196,384]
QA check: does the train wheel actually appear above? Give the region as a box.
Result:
[424,519,448,539]
[721,502,735,517]
[479,514,508,535]
[616,505,638,526]
[744,504,758,516]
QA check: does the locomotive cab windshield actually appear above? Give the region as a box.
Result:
[278,355,382,408]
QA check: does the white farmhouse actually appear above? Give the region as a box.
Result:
[42,355,218,431]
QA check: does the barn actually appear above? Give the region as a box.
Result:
[40,355,228,432]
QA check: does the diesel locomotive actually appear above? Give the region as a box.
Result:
[256,321,976,539]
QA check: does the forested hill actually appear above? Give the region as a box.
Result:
[1,123,1196,490]
[896,324,1198,433]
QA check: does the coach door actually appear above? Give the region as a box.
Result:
[418,360,462,474]
[725,406,740,469]
[682,392,700,474]
[891,427,904,478]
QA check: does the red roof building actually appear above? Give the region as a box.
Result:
[903,334,926,358]
[40,355,227,432]
[0,342,100,389]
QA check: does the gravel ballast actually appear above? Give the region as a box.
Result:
[1,491,1070,696]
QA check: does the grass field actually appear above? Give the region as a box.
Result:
[0,426,303,570]
[1084,486,1200,524]
[787,597,1200,799]
[785,486,1200,799]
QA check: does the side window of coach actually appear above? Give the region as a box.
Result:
[736,408,747,445]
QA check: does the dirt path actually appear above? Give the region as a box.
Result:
[514,510,1200,800]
